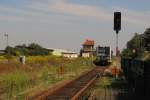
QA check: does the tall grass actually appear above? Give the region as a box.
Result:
[3,70,30,99]
[0,56,95,99]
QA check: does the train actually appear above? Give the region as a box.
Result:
[94,46,112,65]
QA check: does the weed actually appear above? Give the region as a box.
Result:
[3,70,30,99]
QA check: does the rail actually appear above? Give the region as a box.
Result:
[27,66,106,100]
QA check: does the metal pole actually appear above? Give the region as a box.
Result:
[116,33,118,57]
[4,33,8,47]
[7,34,8,47]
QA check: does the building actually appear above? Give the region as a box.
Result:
[49,48,63,56]
[81,39,95,57]
[47,48,78,58]
[62,51,78,59]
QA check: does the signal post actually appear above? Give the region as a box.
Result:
[114,12,121,78]
[114,12,121,57]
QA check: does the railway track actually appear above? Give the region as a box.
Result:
[29,66,106,100]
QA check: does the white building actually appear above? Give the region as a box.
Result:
[62,51,78,59]
[47,48,78,58]
[82,52,90,58]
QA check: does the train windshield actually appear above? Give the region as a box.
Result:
[97,47,110,55]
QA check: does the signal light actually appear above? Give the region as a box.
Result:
[114,12,121,33]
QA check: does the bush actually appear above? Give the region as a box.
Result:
[4,43,50,56]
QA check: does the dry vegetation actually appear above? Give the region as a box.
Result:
[0,55,95,100]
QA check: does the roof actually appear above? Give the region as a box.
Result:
[47,48,77,54]
[83,39,94,46]
[62,51,77,54]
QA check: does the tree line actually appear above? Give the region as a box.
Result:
[121,28,150,59]
[5,43,50,56]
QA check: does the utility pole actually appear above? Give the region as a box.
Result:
[4,33,8,47]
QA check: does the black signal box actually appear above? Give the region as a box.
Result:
[114,12,121,33]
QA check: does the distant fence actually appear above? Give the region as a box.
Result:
[121,58,150,98]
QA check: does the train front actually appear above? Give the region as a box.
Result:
[94,46,112,65]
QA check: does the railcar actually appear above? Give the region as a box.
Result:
[94,46,112,65]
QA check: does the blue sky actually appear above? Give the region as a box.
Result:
[0,0,150,53]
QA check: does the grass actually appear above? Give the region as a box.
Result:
[2,70,30,99]
[88,76,128,99]
[0,56,7,62]
[0,55,95,100]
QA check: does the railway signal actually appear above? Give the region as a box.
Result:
[114,12,121,56]
[114,12,121,33]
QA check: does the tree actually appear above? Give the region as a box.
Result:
[126,33,145,57]
[15,44,28,56]
[121,48,133,58]
[5,46,14,62]
[5,46,15,55]
[4,43,50,56]
[121,28,150,59]
[28,43,49,56]
[28,43,42,49]
[143,28,150,51]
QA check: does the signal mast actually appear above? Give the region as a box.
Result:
[114,12,121,56]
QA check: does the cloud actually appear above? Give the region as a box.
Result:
[29,0,150,25]
[116,8,150,25]
[48,0,112,20]
[0,0,149,26]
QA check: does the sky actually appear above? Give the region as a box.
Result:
[0,0,150,53]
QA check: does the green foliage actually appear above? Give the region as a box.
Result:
[127,33,145,54]
[143,28,150,51]
[4,43,50,56]
[28,43,43,49]
[5,46,15,55]
[121,28,149,59]
[121,48,134,58]
[28,43,49,56]
[100,77,113,88]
